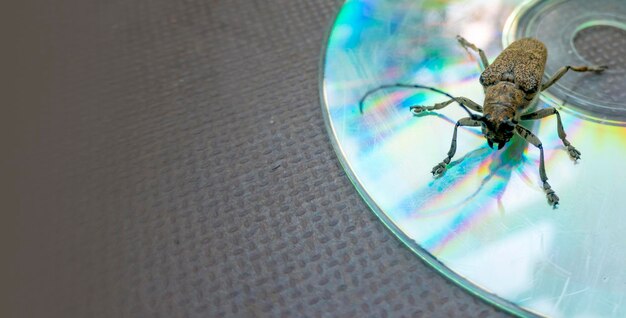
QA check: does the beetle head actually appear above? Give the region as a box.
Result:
[481,115,516,150]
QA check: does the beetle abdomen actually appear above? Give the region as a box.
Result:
[480,38,547,94]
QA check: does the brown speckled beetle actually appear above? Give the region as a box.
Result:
[361,36,607,207]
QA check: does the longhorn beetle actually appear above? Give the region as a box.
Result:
[360,36,607,207]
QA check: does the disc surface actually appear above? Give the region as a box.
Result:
[321,0,626,317]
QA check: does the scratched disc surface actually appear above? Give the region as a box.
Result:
[321,0,626,317]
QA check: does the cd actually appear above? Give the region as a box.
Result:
[321,0,626,317]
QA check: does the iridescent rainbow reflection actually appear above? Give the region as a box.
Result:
[322,0,626,317]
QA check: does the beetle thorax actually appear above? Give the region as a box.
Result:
[483,82,525,116]
[481,82,523,149]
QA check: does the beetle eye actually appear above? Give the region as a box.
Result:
[523,86,537,94]
[504,120,516,131]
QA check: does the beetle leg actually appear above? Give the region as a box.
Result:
[514,125,559,208]
[521,107,580,160]
[541,65,607,91]
[431,117,482,177]
[410,96,483,115]
[456,35,489,70]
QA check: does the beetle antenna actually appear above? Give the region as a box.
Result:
[471,114,484,121]
[359,83,474,117]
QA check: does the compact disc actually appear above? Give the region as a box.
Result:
[321,0,626,317]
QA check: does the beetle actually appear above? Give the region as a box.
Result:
[360,36,607,207]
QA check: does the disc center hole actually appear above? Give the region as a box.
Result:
[572,22,626,70]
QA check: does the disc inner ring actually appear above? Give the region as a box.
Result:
[503,0,626,125]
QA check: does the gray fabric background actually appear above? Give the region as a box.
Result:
[2,1,511,317]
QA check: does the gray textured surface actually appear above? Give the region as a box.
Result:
[2,1,510,317]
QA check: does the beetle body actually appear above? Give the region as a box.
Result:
[360,36,607,207]
[480,38,547,149]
